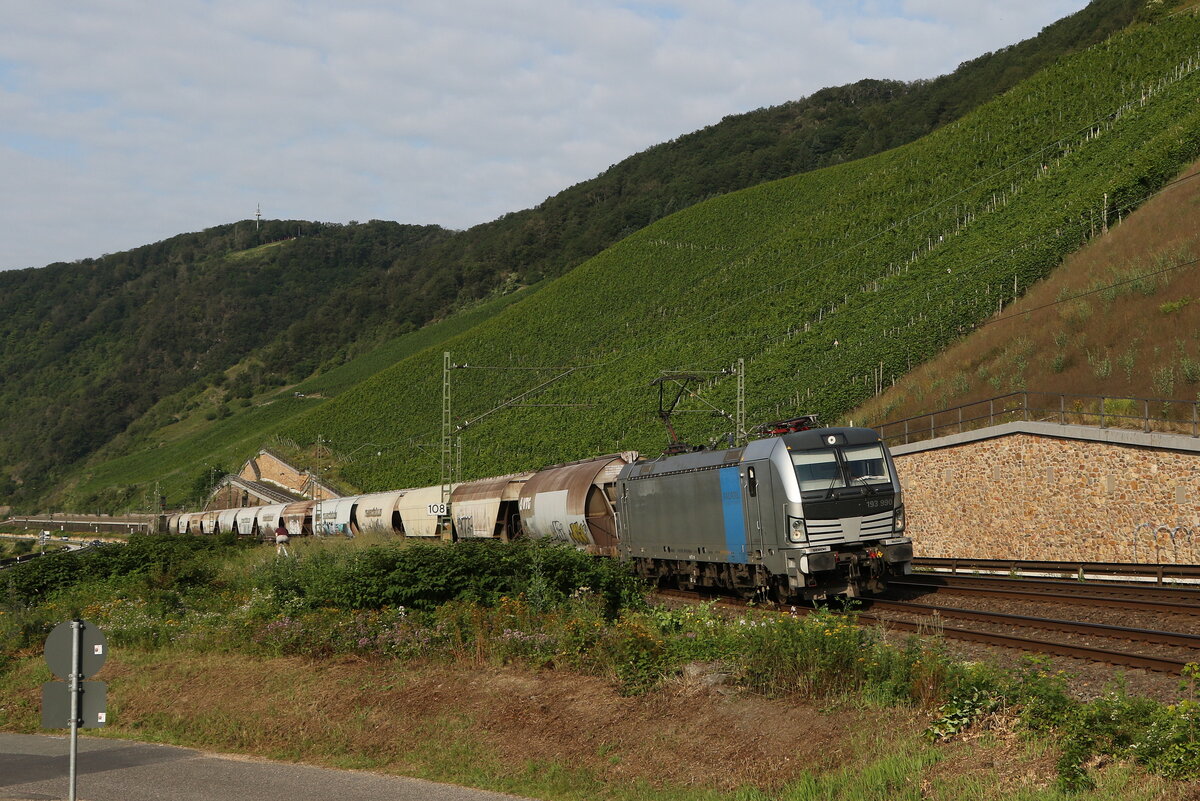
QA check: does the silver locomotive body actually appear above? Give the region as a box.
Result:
[616,426,912,601]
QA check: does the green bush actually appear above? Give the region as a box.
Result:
[940,657,1200,790]
[1,534,224,624]
[1159,296,1193,315]
[250,538,644,615]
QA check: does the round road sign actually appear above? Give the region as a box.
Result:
[44,620,107,681]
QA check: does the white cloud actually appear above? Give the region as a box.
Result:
[0,0,1089,270]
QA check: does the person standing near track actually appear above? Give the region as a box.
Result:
[274,523,290,556]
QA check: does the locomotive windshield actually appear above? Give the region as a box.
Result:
[791,444,891,492]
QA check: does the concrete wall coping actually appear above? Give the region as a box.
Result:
[889,420,1200,457]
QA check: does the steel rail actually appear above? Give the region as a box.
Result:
[907,573,1200,604]
[889,575,1200,613]
[914,557,1200,583]
[857,613,1193,673]
[867,599,1200,648]
[906,573,1200,603]
[652,589,1195,674]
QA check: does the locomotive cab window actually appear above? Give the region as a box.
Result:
[791,450,841,491]
[842,444,891,486]
[791,443,892,493]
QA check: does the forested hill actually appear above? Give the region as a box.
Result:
[0,0,1150,508]
[0,221,453,500]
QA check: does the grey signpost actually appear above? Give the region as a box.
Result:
[43,619,108,801]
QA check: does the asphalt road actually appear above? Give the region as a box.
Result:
[0,733,535,801]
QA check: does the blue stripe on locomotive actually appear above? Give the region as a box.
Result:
[718,467,747,563]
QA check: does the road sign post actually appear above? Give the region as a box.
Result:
[43,620,108,801]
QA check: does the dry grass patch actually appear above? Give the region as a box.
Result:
[6,649,1200,799]
[84,651,876,791]
[855,157,1200,428]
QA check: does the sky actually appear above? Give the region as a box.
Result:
[0,0,1092,272]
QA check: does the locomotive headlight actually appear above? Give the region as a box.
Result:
[893,506,906,532]
[788,517,806,543]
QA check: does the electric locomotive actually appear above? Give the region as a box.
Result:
[615,421,911,601]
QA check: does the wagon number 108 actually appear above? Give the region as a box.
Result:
[427,503,447,516]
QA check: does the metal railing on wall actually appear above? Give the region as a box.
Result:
[877,391,1200,447]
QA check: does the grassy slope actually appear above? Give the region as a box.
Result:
[851,155,1200,426]
[0,651,1189,801]
[266,13,1200,492]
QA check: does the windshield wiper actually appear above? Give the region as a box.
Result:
[849,475,876,494]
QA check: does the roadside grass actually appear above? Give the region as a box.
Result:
[3,536,1200,797]
[1,648,1190,801]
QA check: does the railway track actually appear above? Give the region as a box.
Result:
[859,613,1192,673]
[861,599,1198,673]
[888,574,1200,614]
[913,556,1200,584]
[653,576,1200,674]
[867,599,1200,648]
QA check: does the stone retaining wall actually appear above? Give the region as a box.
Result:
[891,422,1200,564]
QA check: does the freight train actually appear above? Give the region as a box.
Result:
[171,422,911,600]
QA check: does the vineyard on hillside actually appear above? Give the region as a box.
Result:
[267,13,1200,494]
